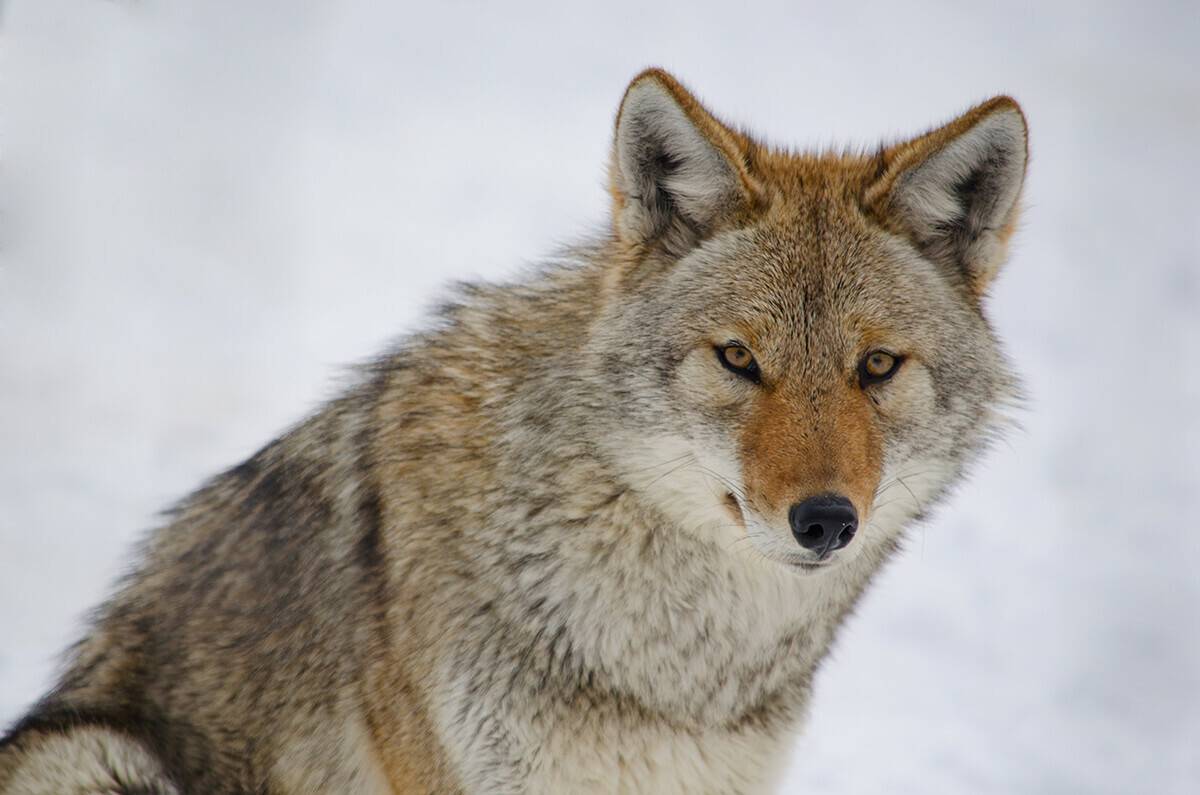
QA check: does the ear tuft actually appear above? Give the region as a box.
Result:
[868,97,1028,293]
[610,69,756,256]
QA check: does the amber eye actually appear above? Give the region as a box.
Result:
[858,350,903,386]
[717,344,761,383]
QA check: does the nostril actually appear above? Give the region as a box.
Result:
[789,494,858,553]
[833,522,857,550]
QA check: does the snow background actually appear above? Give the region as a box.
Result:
[1,1,1197,792]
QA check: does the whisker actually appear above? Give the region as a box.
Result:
[641,456,698,489]
[895,475,926,515]
[686,464,747,501]
[626,452,694,474]
[875,468,939,494]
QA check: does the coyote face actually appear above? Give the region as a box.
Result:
[593,71,1025,573]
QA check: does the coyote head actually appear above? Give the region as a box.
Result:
[589,69,1025,572]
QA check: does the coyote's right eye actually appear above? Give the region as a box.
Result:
[717,344,761,384]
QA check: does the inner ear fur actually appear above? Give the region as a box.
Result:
[866,96,1029,295]
[609,69,762,258]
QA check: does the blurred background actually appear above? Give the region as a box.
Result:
[1,1,1197,792]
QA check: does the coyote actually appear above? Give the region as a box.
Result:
[1,69,1027,794]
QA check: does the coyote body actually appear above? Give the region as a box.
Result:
[1,70,1027,794]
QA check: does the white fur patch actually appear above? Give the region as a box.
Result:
[522,718,793,795]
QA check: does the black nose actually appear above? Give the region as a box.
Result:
[789,494,858,557]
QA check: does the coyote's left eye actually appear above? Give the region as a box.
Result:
[717,344,761,383]
[858,350,903,386]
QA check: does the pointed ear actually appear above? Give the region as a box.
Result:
[609,69,761,256]
[866,97,1028,294]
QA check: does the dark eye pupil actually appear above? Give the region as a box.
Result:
[717,344,760,383]
[861,351,900,384]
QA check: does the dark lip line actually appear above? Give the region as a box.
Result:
[788,560,833,571]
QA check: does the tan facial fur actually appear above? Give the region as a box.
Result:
[739,377,883,528]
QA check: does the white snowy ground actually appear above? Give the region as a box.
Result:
[1,1,1197,792]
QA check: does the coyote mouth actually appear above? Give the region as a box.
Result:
[723,492,745,526]
[790,560,831,571]
[782,553,841,574]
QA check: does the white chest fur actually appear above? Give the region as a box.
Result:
[521,714,796,795]
[431,526,879,794]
